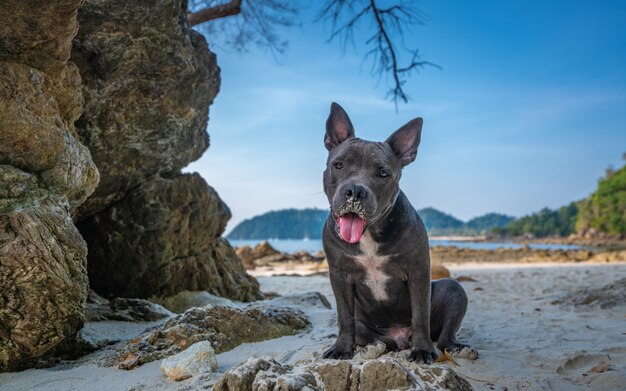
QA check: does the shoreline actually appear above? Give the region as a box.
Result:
[240,240,626,278]
[231,236,626,254]
[248,260,626,278]
[446,259,626,270]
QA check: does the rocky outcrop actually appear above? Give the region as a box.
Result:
[213,355,473,391]
[0,0,99,371]
[237,242,455,280]
[71,0,216,217]
[237,241,328,271]
[151,290,244,314]
[71,0,260,300]
[102,304,309,370]
[79,174,260,299]
[236,242,282,269]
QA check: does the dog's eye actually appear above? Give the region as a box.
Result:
[333,162,343,169]
[378,169,389,178]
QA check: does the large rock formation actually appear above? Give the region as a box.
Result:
[71,0,260,300]
[0,0,99,371]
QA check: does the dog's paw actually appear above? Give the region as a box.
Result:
[407,348,438,364]
[322,343,354,360]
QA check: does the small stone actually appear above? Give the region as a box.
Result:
[160,341,217,381]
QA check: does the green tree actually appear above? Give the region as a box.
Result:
[497,203,579,238]
[576,158,626,236]
[498,155,626,238]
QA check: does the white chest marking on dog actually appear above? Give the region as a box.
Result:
[355,231,391,301]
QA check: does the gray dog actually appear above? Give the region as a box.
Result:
[321,102,476,363]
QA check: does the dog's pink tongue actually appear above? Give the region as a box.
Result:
[338,213,365,243]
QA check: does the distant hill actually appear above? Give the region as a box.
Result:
[419,207,464,233]
[466,213,515,231]
[577,161,626,236]
[227,208,329,240]
[419,207,513,236]
[493,154,626,238]
[495,157,625,238]
[493,203,579,238]
[228,207,513,240]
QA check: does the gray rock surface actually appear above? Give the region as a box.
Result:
[236,241,327,270]
[71,0,217,217]
[150,291,243,314]
[86,290,174,322]
[102,304,309,370]
[0,0,98,371]
[213,355,473,391]
[79,174,260,299]
[72,0,260,302]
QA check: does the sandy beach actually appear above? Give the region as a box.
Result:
[0,259,624,390]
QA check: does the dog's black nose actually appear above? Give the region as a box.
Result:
[345,184,367,201]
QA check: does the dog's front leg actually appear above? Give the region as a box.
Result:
[407,262,438,363]
[323,270,355,359]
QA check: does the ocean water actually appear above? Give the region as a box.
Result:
[229,239,583,253]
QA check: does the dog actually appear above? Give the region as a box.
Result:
[321,102,476,363]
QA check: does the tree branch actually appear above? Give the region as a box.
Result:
[188,0,243,26]
[369,0,406,103]
[320,0,435,107]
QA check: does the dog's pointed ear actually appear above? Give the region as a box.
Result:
[325,102,355,151]
[386,118,423,166]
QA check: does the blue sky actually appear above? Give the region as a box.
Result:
[185,0,626,232]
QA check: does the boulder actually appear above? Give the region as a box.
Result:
[238,242,327,270]
[0,196,89,371]
[71,0,218,217]
[160,341,217,381]
[213,354,473,391]
[151,291,243,314]
[237,241,285,269]
[152,290,331,314]
[0,63,99,207]
[103,304,309,369]
[236,245,256,269]
[0,0,81,77]
[79,174,260,300]
[252,241,282,259]
[0,0,98,371]
[72,0,260,302]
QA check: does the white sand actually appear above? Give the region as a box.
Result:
[1,262,625,390]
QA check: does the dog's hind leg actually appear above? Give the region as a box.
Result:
[430,278,478,359]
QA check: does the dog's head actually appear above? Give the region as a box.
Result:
[323,102,423,243]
